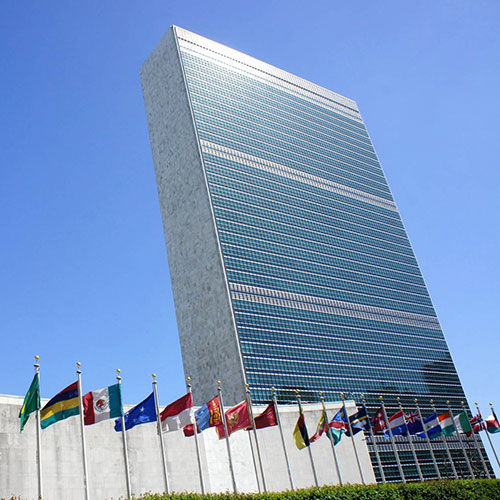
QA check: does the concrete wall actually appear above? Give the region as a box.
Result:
[0,395,375,499]
[140,26,246,407]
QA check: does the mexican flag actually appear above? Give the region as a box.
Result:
[454,411,473,436]
[83,384,123,425]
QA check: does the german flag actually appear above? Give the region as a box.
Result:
[293,412,310,449]
[41,381,79,429]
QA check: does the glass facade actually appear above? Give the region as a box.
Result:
[172,28,492,481]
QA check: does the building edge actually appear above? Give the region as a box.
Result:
[140,27,245,405]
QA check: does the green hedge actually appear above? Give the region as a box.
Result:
[137,479,500,500]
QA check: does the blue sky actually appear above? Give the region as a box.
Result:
[1,1,499,472]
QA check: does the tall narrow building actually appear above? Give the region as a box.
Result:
[141,26,492,481]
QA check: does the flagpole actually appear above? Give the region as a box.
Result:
[461,400,490,478]
[446,400,474,478]
[414,398,441,479]
[34,356,43,500]
[272,387,294,491]
[397,397,423,481]
[76,362,90,500]
[360,394,384,484]
[186,377,205,494]
[247,425,261,492]
[319,392,342,485]
[475,402,500,467]
[380,396,405,483]
[152,374,170,494]
[296,390,319,487]
[246,384,267,492]
[116,369,132,499]
[341,393,365,485]
[217,381,237,494]
[430,400,457,479]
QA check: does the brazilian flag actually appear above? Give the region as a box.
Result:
[19,373,40,432]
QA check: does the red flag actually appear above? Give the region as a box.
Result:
[371,407,386,433]
[470,414,486,433]
[216,400,251,438]
[253,402,278,430]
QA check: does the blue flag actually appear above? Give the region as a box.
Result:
[346,406,371,436]
[417,413,442,440]
[406,411,424,435]
[114,392,156,432]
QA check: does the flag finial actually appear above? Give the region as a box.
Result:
[217,380,221,386]
[34,355,39,361]
[379,395,383,401]
[186,376,191,383]
[397,397,400,402]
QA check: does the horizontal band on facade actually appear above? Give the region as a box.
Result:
[230,283,440,330]
[201,140,397,212]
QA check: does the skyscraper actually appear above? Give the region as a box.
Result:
[141,26,492,481]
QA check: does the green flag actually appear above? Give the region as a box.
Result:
[454,411,473,435]
[19,373,40,432]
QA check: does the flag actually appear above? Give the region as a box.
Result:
[40,381,79,429]
[470,414,485,433]
[216,400,251,438]
[83,384,123,425]
[183,396,222,436]
[160,392,194,432]
[438,411,456,436]
[114,392,156,432]
[405,411,424,435]
[19,373,40,432]
[346,406,370,436]
[253,401,278,429]
[417,413,442,439]
[328,409,347,445]
[384,410,407,438]
[293,413,310,449]
[371,407,386,433]
[310,410,329,443]
[454,411,473,436]
[485,411,500,434]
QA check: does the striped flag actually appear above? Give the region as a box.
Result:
[293,413,310,449]
[160,392,195,432]
[40,381,79,429]
[83,384,123,425]
[454,411,473,436]
[438,411,455,436]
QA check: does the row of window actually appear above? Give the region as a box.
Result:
[196,122,392,201]
[190,96,382,178]
[223,245,430,305]
[181,51,370,140]
[234,308,445,345]
[237,325,449,357]
[189,87,378,167]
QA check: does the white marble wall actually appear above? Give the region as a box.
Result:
[0,395,375,499]
[140,27,246,407]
